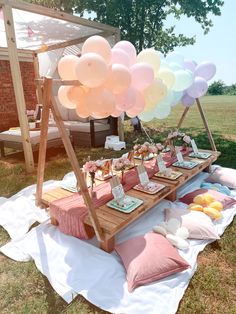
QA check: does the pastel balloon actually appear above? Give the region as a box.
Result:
[184,59,196,73]
[104,64,131,94]
[126,106,143,118]
[82,35,111,63]
[156,69,175,89]
[113,40,137,65]
[111,107,123,117]
[166,51,184,66]
[67,85,87,105]
[87,88,116,118]
[186,76,208,98]
[115,87,137,111]
[76,102,90,118]
[126,90,145,117]
[168,62,183,72]
[160,60,171,69]
[172,70,193,91]
[143,78,167,110]
[58,55,79,80]
[137,49,161,74]
[194,62,216,81]
[181,93,195,107]
[155,103,171,119]
[138,110,155,122]
[130,62,154,91]
[110,48,130,67]
[75,53,108,88]
[171,91,183,107]
[58,86,76,109]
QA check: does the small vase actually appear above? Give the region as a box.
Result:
[89,173,96,198]
[121,170,125,185]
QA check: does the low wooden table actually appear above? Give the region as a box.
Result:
[41,149,220,252]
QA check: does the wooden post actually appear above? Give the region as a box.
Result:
[35,77,51,206]
[48,80,104,242]
[2,4,34,172]
[33,53,43,105]
[196,98,217,151]
[177,106,190,129]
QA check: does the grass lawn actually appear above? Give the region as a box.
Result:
[0,95,236,313]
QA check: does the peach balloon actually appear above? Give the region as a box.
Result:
[126,106,143,118]
[110,48,130,67]
[114,40,137,65]
[76,103,90,118]
[111,107,123,117]
[130,62,154,91]
[82,35,111,64]
[115,87,137,111]
[104,64,131,94]
[58,86,77,109]
[87,88,116,118]
[58,55,79,80]
[75,53,108,88]
[67,85,88,105]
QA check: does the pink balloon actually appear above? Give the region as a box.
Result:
[87,88,116,118]
[126,107,143,118]
[113,40,137,65]
[58,86,77,109]
[82,35,111,63]
[110,48,130,67]
[130,62,154,91]
[75,53,108,88]
[104,64,131,94]
[115,87,137,111]
[111,107,123,117]
[58,55,79,80]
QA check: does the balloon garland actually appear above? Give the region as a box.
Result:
[57,35,216,121]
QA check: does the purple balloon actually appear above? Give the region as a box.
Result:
[184,59,196,73]
[194,62,216,81]
[181,93,195,107]
[187,76,208,98]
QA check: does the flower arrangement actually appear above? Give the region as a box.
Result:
[133,142,164,162]
[113,157,132,184]
[83,157,108,193]
[165,130,191,156]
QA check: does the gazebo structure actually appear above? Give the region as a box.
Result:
[0,0,120,172]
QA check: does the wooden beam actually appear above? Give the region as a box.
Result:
[33,53,43,104]
[196,98,217,151]
[48,79,104,242]
[35,31,112,54]
[2,3,34,172]
[177,106,190,129]
[35,78,51,206]
[0,0,117,33]
[0,46,33,54]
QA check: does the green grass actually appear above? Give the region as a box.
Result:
[0,95,236,313]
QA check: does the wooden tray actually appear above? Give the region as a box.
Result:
[106,196,143,213]
[133,182,165,194]
[154,170,183,181]
[172,160,199,169]
[188,152,212,159]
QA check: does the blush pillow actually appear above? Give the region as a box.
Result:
[165,207,220,240]
[179,188,236,209]
[206,167,236,189]
[115,232,189,292]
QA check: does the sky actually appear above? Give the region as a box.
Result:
[165,0,236,85]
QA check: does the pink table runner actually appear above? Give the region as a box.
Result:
[49,148,191,239]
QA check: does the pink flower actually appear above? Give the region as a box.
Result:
[172,131,178,137]
[113,157,131,171]
[183,135,191,144]
[83,161,97,173]
[156,143,164,151]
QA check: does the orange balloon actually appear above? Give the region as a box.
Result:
[104,64,131,94]
[58,86,77,109]
[82,35,111,64]
[58,55,79,80]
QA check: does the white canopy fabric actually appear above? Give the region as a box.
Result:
[0,8,104,50]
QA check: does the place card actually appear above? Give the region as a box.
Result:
[110,176,125,204]
[176,147,184,163]
[137,164,149,186]
[191,139,199,154]
[157,155,167,173]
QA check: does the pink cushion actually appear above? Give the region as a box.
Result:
[206,167,236,189]
[179,188,236,209]
[165,207,220,240]
[115,233,189,292]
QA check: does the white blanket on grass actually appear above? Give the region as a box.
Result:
[1,171,236,314]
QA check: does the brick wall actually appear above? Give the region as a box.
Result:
[0,60,37,131]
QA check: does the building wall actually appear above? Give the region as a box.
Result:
[0,60,37,131]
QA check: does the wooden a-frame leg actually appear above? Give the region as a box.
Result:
[100,236,115,253]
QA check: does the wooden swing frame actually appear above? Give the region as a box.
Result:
[35,76,217,246]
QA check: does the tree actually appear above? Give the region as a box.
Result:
[208,80,225,95]
[26,0,224,54]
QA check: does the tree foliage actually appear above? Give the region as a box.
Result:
[26,0,224,53]
[208,80,225,95]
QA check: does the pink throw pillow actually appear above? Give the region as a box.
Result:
[179,188,236,209]
[165,207,220,240]
[206,167,236,189]
[115,233,189,292]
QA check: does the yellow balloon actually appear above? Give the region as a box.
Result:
[137,48,161,75]
[156,69,175,89]
[143,78,167,110]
